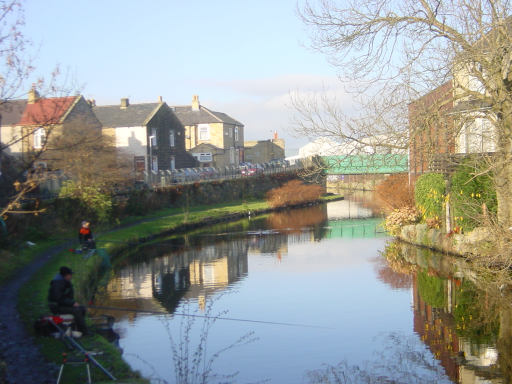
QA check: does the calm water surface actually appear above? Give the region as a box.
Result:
[95,199,511,383]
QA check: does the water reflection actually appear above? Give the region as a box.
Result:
[382,241,511,383]
[94,199,510,383]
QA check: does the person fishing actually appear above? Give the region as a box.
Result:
[78,221,96,249]
[48,266,89,336]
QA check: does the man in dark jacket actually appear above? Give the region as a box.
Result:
[48,266,88,335]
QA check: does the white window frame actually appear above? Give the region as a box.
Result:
[150,128,157,147]
[33,127,45,149]
[234,126,239,141]
[170,156,176,170]
[170,130,175,147]
[152,156,158,172]
[198,124,210,141]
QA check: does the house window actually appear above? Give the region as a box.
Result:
[170,130,175,147]
[152,156,158,172]
[170,156,176,170]
[33,127,45,149]
[198,124,210,141]
[234,126,239,141]
[150,128,157,147]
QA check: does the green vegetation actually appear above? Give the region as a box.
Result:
[414,173,446,221]
[417,270,446,308]
[59,180,113,223]
[0,239,60,282]
[451,162,497,232]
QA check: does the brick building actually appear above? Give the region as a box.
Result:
[408,81,455,176]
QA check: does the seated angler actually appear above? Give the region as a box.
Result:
[48,266,89,336]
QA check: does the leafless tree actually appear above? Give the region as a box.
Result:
[296,0,512,228]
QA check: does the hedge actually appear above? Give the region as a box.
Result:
[414,173,446,220]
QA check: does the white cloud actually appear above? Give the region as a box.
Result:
[196,74,356,155]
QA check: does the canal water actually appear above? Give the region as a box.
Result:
[95,199,511,383]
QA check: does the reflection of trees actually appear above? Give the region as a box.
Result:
[380,240,510,383]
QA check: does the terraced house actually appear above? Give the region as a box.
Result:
[94,98,196,180]
[0,88,102,169]
[173,95,244,168]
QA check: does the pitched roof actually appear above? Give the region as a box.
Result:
[93,103,161,127]
[173,105,243,126]
[18,96,78,126]
[0,99,27,125]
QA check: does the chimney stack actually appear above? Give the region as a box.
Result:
[28,86,40,104]
[158,96,163,103]
[88,99,96,107]
[120,98,129,109]
[191,95,200,111]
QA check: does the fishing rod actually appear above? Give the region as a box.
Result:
[88,305,332,330]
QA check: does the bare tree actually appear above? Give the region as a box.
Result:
[296,0,512,227]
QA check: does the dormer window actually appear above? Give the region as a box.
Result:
[33,127,45,149]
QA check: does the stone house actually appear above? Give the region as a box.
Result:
[94,98,196,179]
[173,95,244,168]
[244,138,285,164]
[0,88,102,169]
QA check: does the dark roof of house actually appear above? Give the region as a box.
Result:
[93,103,161,127]
[0,99,28,125]
[18,96,78,126]
[173,105,243,126]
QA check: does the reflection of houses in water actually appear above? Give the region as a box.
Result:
[412,272,503,383]
[100,238,249,317]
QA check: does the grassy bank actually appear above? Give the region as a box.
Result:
[16,195,342,383]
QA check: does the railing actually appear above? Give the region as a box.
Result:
[429,152,496,174]
[143,162,304,189]
[32,162,304,198]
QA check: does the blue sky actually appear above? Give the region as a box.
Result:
[23,0,347,154]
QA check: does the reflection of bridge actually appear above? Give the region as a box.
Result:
[325,218,386,239]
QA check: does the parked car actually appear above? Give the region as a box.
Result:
[241,164,263,176]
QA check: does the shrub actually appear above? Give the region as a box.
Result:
[383,206,421,236]
[59,180,112,223]
[451,161,497,232]
[375,174,415,212]
[414,173,446,220]
[266,180,324,208]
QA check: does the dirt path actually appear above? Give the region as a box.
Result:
[0,243,71,384]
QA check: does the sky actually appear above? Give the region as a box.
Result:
[23,0,350,155]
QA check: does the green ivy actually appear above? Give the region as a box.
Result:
[414,173,446,220]
[451,161,497,232]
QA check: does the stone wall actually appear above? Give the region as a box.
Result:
[398,223,492,256]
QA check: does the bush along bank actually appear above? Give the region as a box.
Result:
[383,160,498,258]
[18,195,341,383]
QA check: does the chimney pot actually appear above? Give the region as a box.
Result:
[158,96,163,103]
[120,98,129,109]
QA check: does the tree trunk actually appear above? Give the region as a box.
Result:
[494,111,512,228]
